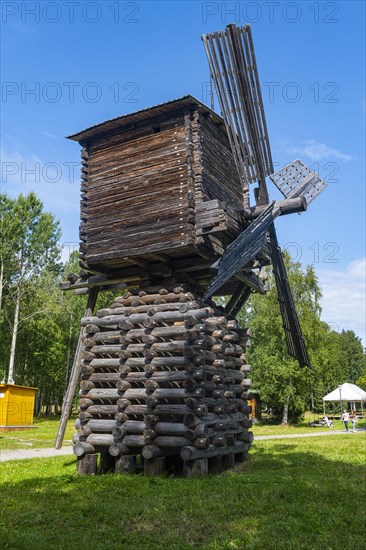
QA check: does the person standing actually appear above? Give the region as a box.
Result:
[341,410,350,432]
[350,411,358,432]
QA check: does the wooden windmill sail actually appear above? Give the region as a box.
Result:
[202,24,327,367]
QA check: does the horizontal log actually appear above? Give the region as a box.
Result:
[77,425,90,437]
[122,371,188,383]
[150,356,187,367]
[109,443,136,457]
[151,341,190,353]
[211,434,226,447]
[83,419,117,432]
[141,444,163,459]
[240,364,252,373]
[86,405,118,415]
[90,345,123,354]
[153,404,188,416]
[180,442,250,461]
[90,358,121,368]
[148,422,193,437]
[193,436,210,449]
[153,435,192,448]
[152,388,187,400]
[116,380,140,392]
[146,308,212,325]
[86,433,114,446]
[243,197,307,219]
[81,364,94,375]
[150,325,192,338]
[90,330,122,343]
[87,373,121,383]
[241,418,253,428]
[237,431,254,443]
[85,324,100,334]
[117,291,195,306]
[112,426,127,440]
[124,405,148,416]
[119,327,148,343]
[73,442,96,457]
[144,414,159,426]
[80,388,120,400]
[79,398,94,409]
[79,412,93,423]
[123,420,145,433]
[123,388,147,400]
[123,434,145,448]
[124,357,148,368]
[114,412,129,423]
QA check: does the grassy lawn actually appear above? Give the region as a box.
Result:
[252,412,366,436]
[0,416,76,451]
[1,413,365,451]
[0,434,365,549]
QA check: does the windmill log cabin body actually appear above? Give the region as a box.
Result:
[56,24,327,476]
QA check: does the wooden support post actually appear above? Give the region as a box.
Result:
[183,458,208,477]
[115,455,137,474]
[208,455,223,473]
[99,452,115,474]
[77,453,97,475]
[165,455,184,476]
[55,287,99,449]
[235,451,247,463]
[144,457,166,476]
[222,453,235,470]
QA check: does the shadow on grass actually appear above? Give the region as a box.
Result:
[1,440,365,550]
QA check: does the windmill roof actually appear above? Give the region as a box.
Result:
[67,95,224,143]
[323,383,366,402]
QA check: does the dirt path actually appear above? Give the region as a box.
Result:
[255,428,365,440]
[0,446,74,462]
[1,429,364,463]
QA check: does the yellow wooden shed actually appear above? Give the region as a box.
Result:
[0,384,38,431]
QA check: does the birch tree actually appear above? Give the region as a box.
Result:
[1,193,61,384]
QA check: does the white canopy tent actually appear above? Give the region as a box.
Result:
[323,383,366,416]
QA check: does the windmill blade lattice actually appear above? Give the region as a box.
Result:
[270,160,327,206]
[202,24,273,206]
[203,202,277,301]
[201,23,325,369]
[269,225,310,367]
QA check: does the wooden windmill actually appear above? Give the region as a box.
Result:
[55,24,327,476]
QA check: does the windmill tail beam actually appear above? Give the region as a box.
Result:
[244,197,307,220]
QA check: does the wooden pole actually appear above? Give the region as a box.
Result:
[55,287,99,449]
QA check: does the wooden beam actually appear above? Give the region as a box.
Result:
[243,197,307,219]
[54,287,99,449]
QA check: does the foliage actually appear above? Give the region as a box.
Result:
[0,192,62,384]
[0,436,365,549]
[241,253,366,423]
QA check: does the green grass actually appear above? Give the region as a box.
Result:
[1,434,365,549]
[0,416,76,451]
[252,412,366,436]
[1,413,364,452]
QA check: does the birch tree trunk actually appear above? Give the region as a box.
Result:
[7,284,21,384]
[0,258,3,313]
[281,380,292,425]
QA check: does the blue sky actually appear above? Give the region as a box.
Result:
[1,0,365,342]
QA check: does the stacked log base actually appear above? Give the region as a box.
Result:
[74,285,253,476]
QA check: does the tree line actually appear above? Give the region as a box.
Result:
[1,192,365,420]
